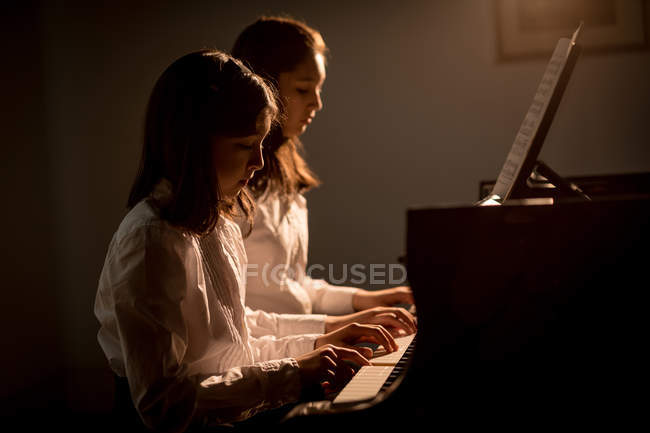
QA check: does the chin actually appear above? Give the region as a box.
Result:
[224,187,241,200]
[284,125,305,138]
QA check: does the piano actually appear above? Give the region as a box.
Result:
[279,174,650,430]
[278,23,648,430]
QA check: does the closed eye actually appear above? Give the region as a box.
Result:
[238,142,264,152]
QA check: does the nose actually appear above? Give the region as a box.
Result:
[248,144,264,172]
[311,89,323,112]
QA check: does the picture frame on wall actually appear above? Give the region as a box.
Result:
[495,0,648,61]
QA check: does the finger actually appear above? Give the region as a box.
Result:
[373,307,416,333]
[371,315,409,333]
[375,324,398,352]
[322,354,337,371]
[355,346,374,359]
[330,362,356,390]
[371,313,414,335]
[324,369,336,383]
[353,324,397,352]
[389,327,408,337]
[341,365,356,383]
[360,323,397,351]
[334,364,356,389]
[322,382,336,395]
[321,346,339,361]
[387,308,417,333]
[331,346,371,366]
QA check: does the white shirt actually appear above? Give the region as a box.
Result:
[243,190,359,315]
[94,183,323,432]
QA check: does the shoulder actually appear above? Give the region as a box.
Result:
[256,190,307,211]
[113,199,195,254]
[220,216,244,244]
[102,200,199,297]
[293,193,307,208]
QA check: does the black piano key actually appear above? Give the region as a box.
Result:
[378,337,417,391]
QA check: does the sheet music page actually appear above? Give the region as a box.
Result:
[492,37,572,199]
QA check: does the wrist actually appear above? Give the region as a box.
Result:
[324,316,335,333]
[314,334,326,349]
[352,290,369,311]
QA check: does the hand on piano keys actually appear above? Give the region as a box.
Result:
[369,334,416,365]
[333,333,416,404]
[324,305,417,337]
[315,322,400,360]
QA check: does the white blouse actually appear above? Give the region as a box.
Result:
[94,183,323,432]
[243,190,359,315]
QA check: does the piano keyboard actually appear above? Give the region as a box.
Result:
[369,334,416,366]
[331,366,394,404]
[333,334,416,405]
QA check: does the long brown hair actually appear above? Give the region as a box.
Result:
[232,16,326,197]
[127,50,278,236]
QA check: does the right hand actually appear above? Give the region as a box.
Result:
[324,306,417,336]
[315,322,398,359]
[295,344,371,394]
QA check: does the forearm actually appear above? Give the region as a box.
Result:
[194,359,302,428]
[134,359,303,431]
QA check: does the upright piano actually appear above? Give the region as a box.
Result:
[280,22,649,429]
[280,173,650,430]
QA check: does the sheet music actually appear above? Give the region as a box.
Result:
[492,25,580,200]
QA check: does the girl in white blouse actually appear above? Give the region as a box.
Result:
[94,50,398,432]
[232,17,417,333]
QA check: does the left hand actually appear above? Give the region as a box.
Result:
[352,286,414,311]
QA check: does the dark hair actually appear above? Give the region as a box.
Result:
[127,50,278,236]
[232,16,326,197]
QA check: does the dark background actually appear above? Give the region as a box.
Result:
[2,0,648,418]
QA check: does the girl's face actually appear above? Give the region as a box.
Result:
[212,112,271,198]
[277,52,326,138]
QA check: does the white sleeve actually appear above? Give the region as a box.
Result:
[243,207,313,314]
[249,333,320,362]
[301,276,359,315]
[245,306,325,338]
[107,226,302,432]
[244,193,360,315]
[195,359,301,428]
